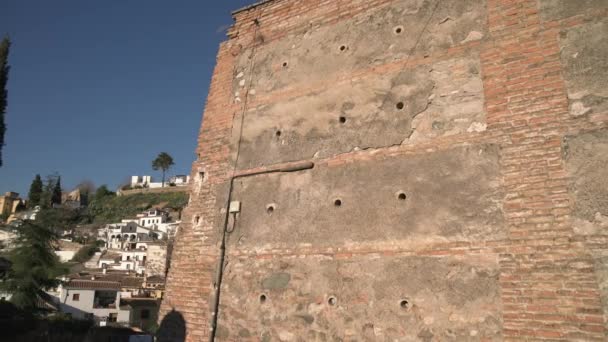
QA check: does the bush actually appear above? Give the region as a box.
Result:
[71,244,99,263]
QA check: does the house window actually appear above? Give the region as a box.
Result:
[72,293,80,301]
[141,309,150,319]
[108,313,118,322]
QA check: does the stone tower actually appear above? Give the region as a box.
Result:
[159,0,608,340]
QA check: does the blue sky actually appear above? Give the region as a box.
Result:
[0,0,254,196]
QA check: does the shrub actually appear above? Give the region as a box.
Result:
[71,244,99,263]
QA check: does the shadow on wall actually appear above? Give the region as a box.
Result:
[156,309,186,342]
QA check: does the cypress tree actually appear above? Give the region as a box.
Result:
[27,174,43,208]
[51,176,62,205]
[0,37,10,167]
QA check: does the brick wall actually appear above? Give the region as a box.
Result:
[159,0,608,340]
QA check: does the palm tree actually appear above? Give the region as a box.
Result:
[152,152,174,187]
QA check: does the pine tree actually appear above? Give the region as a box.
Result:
[27,174,43,208]
[51,176,62,205]
[0,221,65,310]
[0,37,10,167]
[152,152,175,187]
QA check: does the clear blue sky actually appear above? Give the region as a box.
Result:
[0,0,254,197]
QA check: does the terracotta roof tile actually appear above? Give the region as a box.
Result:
[66,280,120,290]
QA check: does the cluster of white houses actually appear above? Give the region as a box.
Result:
[51,208,180,327]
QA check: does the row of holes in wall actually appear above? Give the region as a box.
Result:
[194,184,406,220]
[274,102,405,138]
[266,192,406,214]
[259,293,409,310]
[275,26,407,136]
[279,26,404,69]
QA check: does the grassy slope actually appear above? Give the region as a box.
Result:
[86,192,189,225]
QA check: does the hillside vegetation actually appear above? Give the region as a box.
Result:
[86,192,189,224]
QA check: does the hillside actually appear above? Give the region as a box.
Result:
[86,191,189,224]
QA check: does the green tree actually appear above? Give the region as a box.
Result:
[51,176,62,205]
[27,174,43,208]
[152,152,174,187]
[40,174,58,209]
[71,243,99,263]
[94,184,114,202]
[75,180,95,207]
[0,221,65,310]
[36,207,80,232]
[0,37,10,167]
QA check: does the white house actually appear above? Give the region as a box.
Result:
[53,271,159,327]
[99,222,165,250]
[136,209,168,228]
[130,175,164,189]
[130,175,153,188]
[99,250,147,275]
[57,279,131,323]
[129,175,190,189]
[169,175,190,186]
[156,221,180,238]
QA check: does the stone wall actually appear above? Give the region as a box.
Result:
[159,0,608,341]
[117,186,190,197]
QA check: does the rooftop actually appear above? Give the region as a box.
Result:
[65,279,121,290]
[67,269,144,289]
[146,275,165,283]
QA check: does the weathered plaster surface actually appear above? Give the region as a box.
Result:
[237,53,486,169]
[233,0,487,95]
[559,18,608,118]
[230,145,504,250]
[217,254,502,341]
[539,0,608,21]
[564,129,608,235]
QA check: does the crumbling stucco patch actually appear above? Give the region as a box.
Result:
[236,53,486,169]
[230,144,504,250]
[563,129,608,235]
[218,254,502,341]
[232,0,487,94]
[559,18,608,118]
